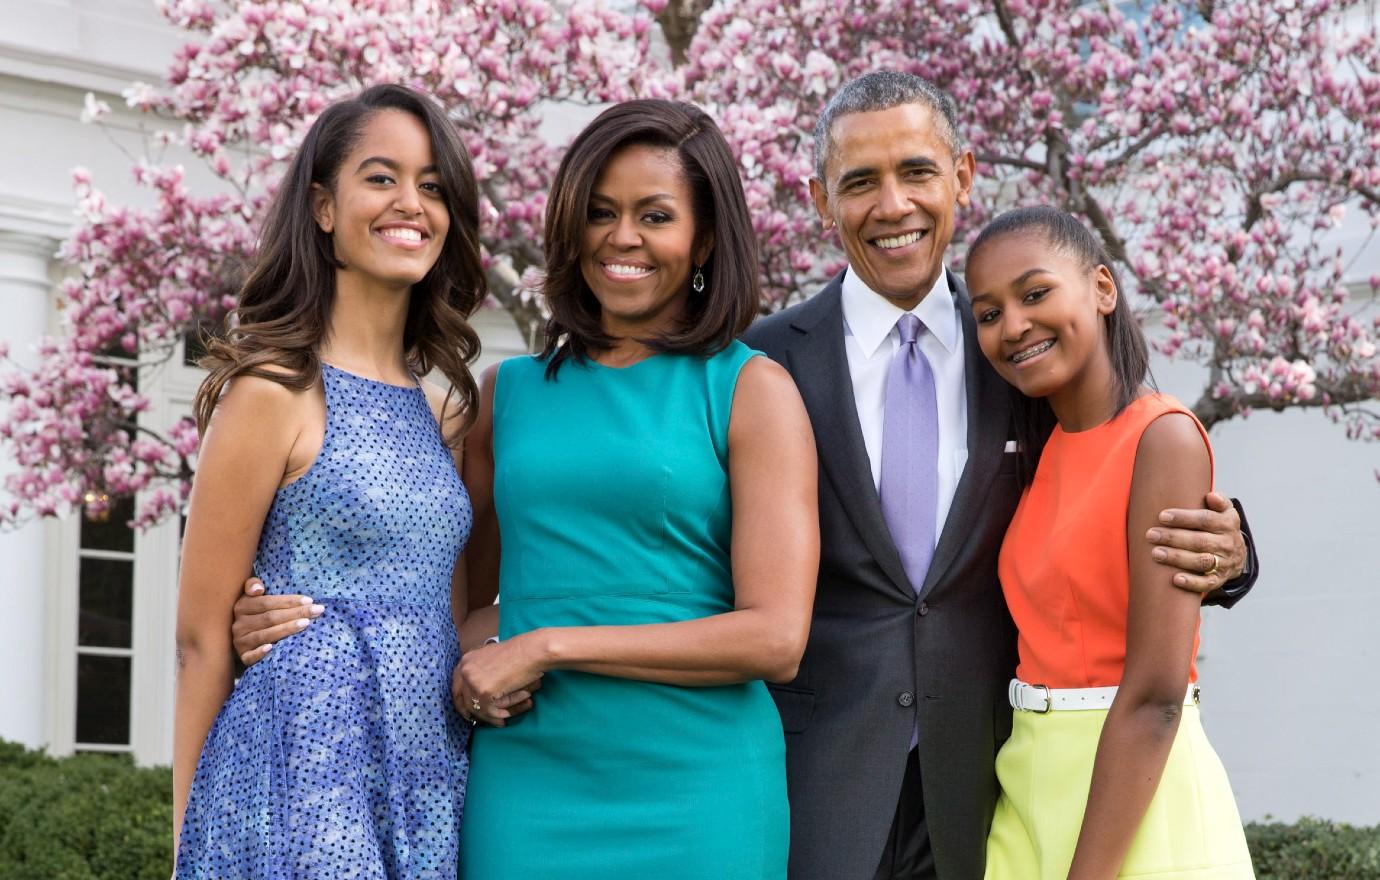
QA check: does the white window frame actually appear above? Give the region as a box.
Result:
[45,339,202,766]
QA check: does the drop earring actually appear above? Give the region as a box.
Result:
[692,266,706,293]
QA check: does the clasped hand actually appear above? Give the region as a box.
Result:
[451,635,546,727]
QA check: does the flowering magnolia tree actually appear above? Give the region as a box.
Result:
[1,0,1377,528]
[682,0,1380,423]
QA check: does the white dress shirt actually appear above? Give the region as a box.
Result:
[841,267,969,544]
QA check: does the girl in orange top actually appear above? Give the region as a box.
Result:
[965,207,1253,880]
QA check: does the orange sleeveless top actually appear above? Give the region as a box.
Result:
[998,393,1213,688]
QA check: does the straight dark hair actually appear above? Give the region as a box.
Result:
[967,206,1151,483]
[194,84,485,445]
[539,99,759,377]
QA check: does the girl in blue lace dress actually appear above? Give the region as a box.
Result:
[173,85,487,879]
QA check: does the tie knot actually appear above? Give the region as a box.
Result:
[896,313,923,345]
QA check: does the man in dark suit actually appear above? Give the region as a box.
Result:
[740,72,1256,880]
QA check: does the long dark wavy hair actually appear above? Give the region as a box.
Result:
[967,206,1151,484]
[539,99,760,377]
[194,84,484,445]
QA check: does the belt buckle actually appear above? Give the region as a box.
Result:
[1031,683,1053,714]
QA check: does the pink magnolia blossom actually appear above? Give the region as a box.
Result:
[1,0,1377,530]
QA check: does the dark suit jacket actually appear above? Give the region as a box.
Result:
[741,270,1020,880]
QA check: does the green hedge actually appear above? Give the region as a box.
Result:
[0,739,172,880]
[1247,817,1380,879]
[1,739,1376,878]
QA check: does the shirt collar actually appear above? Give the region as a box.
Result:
[840,266,960,359]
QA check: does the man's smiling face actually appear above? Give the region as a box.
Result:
[810,102,974,309]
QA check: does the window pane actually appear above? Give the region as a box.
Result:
[80,494,135,553]
[184,325,213,367]
[76,655,131,745]
[78,558,133,648]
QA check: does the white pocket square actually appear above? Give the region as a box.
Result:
[1003,440,1019,453]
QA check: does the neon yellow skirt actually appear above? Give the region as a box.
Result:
[985,705,1254,879]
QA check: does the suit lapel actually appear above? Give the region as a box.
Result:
[787,277,914,598]
[918,271,1011,599]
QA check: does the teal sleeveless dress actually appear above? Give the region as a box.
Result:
[458,342,788,879]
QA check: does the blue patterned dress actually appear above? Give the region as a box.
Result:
[177,363,472,880]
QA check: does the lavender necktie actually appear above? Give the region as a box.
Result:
[880,313,938,596]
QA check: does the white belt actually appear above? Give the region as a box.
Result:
[1008,678,1200,713]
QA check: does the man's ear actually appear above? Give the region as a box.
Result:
[311,182,335,234]
[1094,264,1118,316]
[808,177,834,231]
[954,149,976,209]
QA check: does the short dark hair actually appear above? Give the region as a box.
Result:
[813,72,962,181]
[540,99,759,377]
[967,206,1151,483]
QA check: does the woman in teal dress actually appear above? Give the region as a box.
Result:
[453,100,819,879]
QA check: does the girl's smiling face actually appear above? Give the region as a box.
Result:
[966,232,1119,414]
[312,109,450,293]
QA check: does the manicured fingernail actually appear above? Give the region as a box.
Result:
[299,596,314,605]
[309,604,325,616]
[1175,574,1188,585]
[1147,529,1163,542]
[261,644,272,653]
[249,585,263,595]
[1160,512,1176,524]
[295,618,310,629]
[1152,548,1167,561]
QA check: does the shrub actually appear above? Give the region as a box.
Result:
[1,739,1377,878]
[1247,817,1380,880]
[0,739,171,880]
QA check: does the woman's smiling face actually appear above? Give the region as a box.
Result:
[313,108,450,293]
[580,143,710,338]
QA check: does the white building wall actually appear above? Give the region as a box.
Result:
[0,0,1376,825]
[0,231,59,748]
[0,0,184,759]
[1156,354,1380,825]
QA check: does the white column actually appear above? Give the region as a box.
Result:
[0,230,57,749]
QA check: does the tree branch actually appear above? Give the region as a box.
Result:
[656,0,714,66]
[991,0,1022,49]
[485,262,545,352]
[1191,375,1380,431]
[974,152,1046,173]
[1244,170,1380,233]
[481,178,546,269]
[1076,191,1130,264]
[1100,124,1165,172]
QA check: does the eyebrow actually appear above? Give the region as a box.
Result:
[588,192,678,207]
[355,156,438,174]
[835,156,941,189]
[969,268,1054,305]
[1012,267,1053,285]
